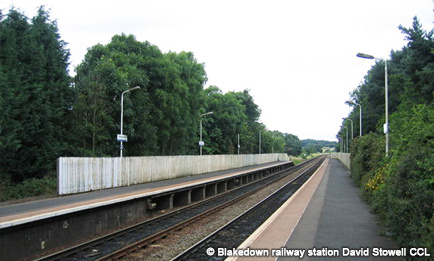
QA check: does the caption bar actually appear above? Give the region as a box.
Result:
[206,247,431,258]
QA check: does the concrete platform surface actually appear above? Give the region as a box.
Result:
[232,158,400,261]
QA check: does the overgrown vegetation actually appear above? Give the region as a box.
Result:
[0,174,57,202]
[1,7,334,201]
[301,139,336,155]
[340,17,434,257]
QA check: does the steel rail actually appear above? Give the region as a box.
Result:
[172,156,326,260]
[38,158,316,261]
[95,158,320,260]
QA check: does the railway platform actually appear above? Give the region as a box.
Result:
[0,160,292,261]
[233,158,401,260]
[0,161,289,228]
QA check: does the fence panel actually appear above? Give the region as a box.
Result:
[57,153,289,195]
[330,153,350,169]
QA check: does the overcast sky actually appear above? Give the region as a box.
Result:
[2,0,434,141]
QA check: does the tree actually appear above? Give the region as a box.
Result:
[202,86,247,154]
[263,130,286,154]
[347,17,434,136]
[398,17,434,106]
[159,51,207,155]
[232,89,261,124]
[343,16,434,253]
[284,133,302,156]
[0,7,73,182]
[232,89,262,154]
[71,34,207,156]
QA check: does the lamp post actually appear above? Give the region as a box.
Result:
[357,53,388,155]
[344,126,348,153]
[259,131,262,154]
[200,111,213,155]
[119,86,141,158]
[348,101,362,137]
[237,133,240,155]
[355,102,362,137]
[348,119,354,140]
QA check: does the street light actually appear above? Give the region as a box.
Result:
[200,111,213,155]
[357,52,389,156]
[259,131,262,154]
[237,133,240,155]
[356,53,375,59]
[347,119,354,140]
[355,102,362,137]
[344,126,348,153]
[119,86,141,157]
[348,101,362,137]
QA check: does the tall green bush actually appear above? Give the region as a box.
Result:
[353,105,434,257]
[383,104,433,252]
[350,133,385,187]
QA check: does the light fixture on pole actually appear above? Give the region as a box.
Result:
[344,126,348,153]
[347,101,362,137]
[348,119,354,140]
[118,86,141,158]
[259,131,262,154]
[357,52,388,156]
[356,53,375,59]
[355,102,362,137]
[237,133,240,155]
[200,111,213,155]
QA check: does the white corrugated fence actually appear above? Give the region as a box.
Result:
[57,153,289,195]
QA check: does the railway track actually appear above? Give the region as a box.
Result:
[39,157,323,261]
[173,156,326,260]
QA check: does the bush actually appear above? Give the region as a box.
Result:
[379,146,434,255]
[351,104,434,258]
[363,163,387,201]
[350,133,385,187]
[0,174,57,202]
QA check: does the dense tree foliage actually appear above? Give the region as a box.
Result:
[284,134,302,156]
[199,86,303,155]
[1,8,312,195]
[0,7,73,182]
[70,34,206,156]
[341,17,434,255]
[300,139,336,154]
[201,86,246,154]
[344,18,434,138]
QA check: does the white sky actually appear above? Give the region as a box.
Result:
[2,0,434,141]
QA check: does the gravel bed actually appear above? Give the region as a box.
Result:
[189,169,316,260]
[41,162,300,260]
[124,166,310,260]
